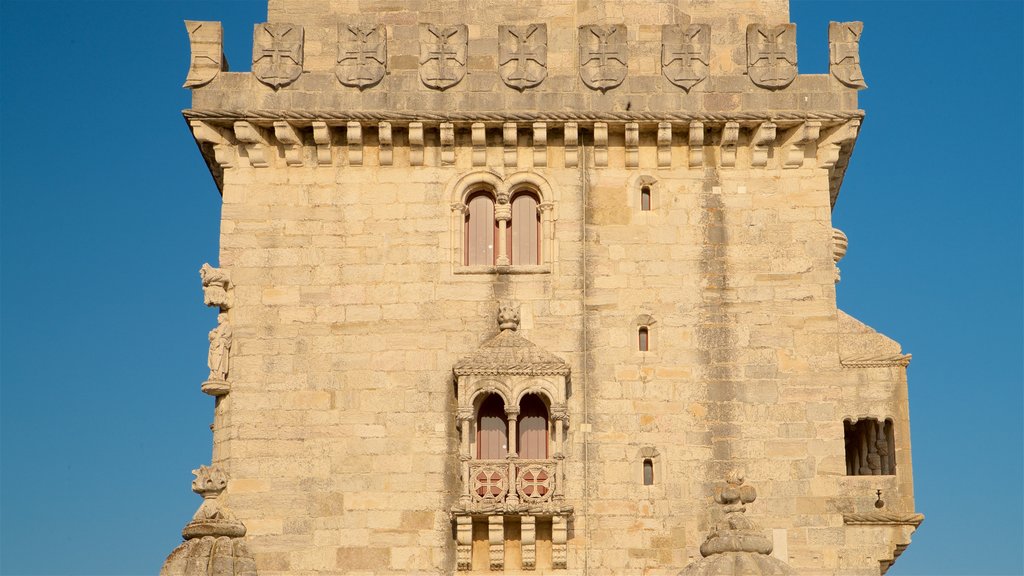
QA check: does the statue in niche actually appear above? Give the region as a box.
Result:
[199,263,231,309]
[207,313,232,382]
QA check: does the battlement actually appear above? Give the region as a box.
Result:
[184,15,866,201]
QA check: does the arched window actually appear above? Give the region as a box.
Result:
[510,193,540,265]
[465,192,496,266]
[642,459,654,485]
[477,394,508,459]
[517,394,549,459]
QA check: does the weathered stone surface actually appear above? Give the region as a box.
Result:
[173,1,920,573]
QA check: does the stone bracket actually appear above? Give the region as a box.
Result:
[312,121,332,165]
[472,123,487,166]
[657,122,672,167]
[441,122,455,165]
[233,121,271,167]
[818,119,860,168]
[625,122,639,168]
[190,120,236,169]
[564,122,579,168]
[410,122,424,166]
[688,121,705,168]
[533,122,547,167]
[273,121,304,166]
[782,120,821,168]
[503,122,518,167]
[346,121,363,166]
[594,122,608,167]
[752,121,777,167]
[721,121,739,167]
[378,121,393,166]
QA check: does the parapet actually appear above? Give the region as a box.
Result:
[183,5,867,201]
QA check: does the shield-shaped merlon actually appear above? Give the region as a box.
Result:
[419,24,468,90]
[579,25,627,92]
[499,24,548,91]
[829,21,866,89]
[184,21,224,88]
[661,23,710,91]
[746,23,797,89]
[252,23,304,89]
[336,25,387,89]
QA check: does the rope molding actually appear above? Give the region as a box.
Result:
[843,512,925,527]
[183,108,865,125]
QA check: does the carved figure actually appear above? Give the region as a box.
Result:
[579,25,627,92]
[207,313,232,382]
[661,24,709,91]
[497,302,521,331]
[419,24,467,90]
[499,24,547,91]
[830,21,866,88]
[199,263,231,309]
[746,23,797,89]
[252,23,304,89]
[183,21,225,88]
[336,25,386,89]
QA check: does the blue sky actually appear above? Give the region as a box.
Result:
[1,1,1021,575]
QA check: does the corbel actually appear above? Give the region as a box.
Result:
[783,120,820,168]
[346,121,363,166]
[471,123,486,166]
[594,122,608,167]
[817,119,860,169]
[657,122,672,168]
[190,120,236,169]
[688,121,704,168]
[378,122,393,166]
[233,121,271,167]
[312,121,332,166]
[533,122,547,167]
[409,122,424,166]
[564,122,579,168]
[751,121,776,167]
[625,122,639,168]
[273,121,304,166]
[440,122,455,166]
[721,121,739,168]
[503,122,518,167]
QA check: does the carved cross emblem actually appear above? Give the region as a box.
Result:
[419,24,467,90]
[183,21,224,88]
[662,24,710,91]
[579,25,627,92]
[473,467,508,501]
[336,25,386,89]
[829,21,866,88]
[499,24,547,91]
[517,465,552,501]
[252,23,304,89]
[746,24,797,89]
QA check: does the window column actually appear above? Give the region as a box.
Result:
[495,193,511,266]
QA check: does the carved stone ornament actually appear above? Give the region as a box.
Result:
[183,21,225,88]
[499,24,547,91]
[830,21,866,89]
[203,313,232,396]
[336,25,386,89]
[199,263,231,310]
[661,24,710,91]
[746,23,797,89]
[160,465,256,576]
[679,471,796,576]
[497,301,521,331]
[419,24,467,90]
[252,23,303,89]
[579,25,627,92]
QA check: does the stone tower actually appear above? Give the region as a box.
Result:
[163,1,922,574]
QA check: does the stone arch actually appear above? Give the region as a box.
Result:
[447,168,504,205]
[505,170,554,204]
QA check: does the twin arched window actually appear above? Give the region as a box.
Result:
[464,191,541,266]
[476,393,549,460]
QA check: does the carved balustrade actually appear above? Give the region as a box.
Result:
[463,458,563,513]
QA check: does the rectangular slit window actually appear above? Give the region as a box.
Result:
[638,327,649,352]
[642,459,654,485]
[640,185,651,211]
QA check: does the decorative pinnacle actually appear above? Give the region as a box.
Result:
[714,469,757,514]
[191,465,229,498]
[498,301,521,331]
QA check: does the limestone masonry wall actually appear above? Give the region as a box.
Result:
[164,2,920,575]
